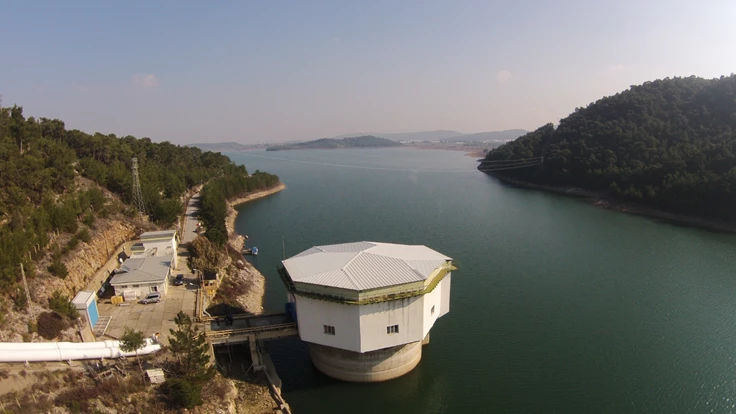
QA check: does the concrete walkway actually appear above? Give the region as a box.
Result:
[97,283,197,345]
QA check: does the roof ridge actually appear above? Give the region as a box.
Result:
[340,251,364,290]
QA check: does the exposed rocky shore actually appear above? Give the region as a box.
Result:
[487,174,736,233]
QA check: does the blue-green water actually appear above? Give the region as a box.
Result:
[227,148,736,413]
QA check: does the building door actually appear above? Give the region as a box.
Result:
[151,286,158,292]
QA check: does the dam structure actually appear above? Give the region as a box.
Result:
[278,241,454,382]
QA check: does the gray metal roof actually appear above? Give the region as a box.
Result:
[139,230,177,240]
[110,256,172,285]
[282,242,451,291]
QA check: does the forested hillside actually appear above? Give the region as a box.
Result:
[0,103,276,305]
[481,75,736,221]
[266,135,402,151]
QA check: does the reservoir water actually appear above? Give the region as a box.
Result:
[227,148,736,413]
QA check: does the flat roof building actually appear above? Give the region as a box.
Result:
[110,256,173,300]
[279,241,454,382]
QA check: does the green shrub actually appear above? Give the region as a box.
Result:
[162,378,203,409]
[83,212,96,228]
[48,257,69,278]
[37,311,69,339]
[76,227,91,243]
[66,237,79,251]
[48,290,80,320]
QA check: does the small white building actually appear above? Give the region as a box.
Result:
[72,291,100,327]
[109,256,173,299]
[279,241,454,382]
[137,230,179,269]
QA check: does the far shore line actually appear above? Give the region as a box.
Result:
[220,145,490,158]
[486,173,736,234]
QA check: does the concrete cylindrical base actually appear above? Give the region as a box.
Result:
[308,341,422,382]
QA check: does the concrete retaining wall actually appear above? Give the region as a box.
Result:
[308,341,422,382]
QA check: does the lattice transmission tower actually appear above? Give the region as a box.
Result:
[131,157,147,215]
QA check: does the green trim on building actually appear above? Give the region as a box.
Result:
[278,262,457,305]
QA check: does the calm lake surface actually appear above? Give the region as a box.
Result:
[227,148,736,413]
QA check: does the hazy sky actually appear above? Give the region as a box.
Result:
[1,1,735,144]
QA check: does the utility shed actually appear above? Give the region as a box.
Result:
[72,291,99,326]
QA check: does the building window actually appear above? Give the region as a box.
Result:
[323,325,335,335]
[431,305,435,315]
[132,285,140,288]
[387,325,399,334]
[120,285,128,288]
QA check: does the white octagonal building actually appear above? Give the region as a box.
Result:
[278,241,455,382]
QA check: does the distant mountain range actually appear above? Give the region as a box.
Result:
[188,129,528,152]
[323,129,527,143]
[188,142,267,151]
[266,135,401,151]
[442,129,528,143]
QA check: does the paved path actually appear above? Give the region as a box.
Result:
[182,193,201,244]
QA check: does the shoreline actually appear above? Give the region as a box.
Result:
[225,182,287,236]
[223,182,286,315]
[221,182,288,413]
[487,174,736,234]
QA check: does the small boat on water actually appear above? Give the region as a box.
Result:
[244,246,259,256]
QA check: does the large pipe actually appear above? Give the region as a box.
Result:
[0,339,161,363]
[0,340,119,351]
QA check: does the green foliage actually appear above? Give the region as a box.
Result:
[37,311,69,339]
[483,75,736,220]
[162,377,203,409]
[188,236,228,274]
[82,211,96,228]
[168,311,213,380]
[0,103,279,296]
[48,290,80,320]
[75,227,91,243]
[198,169,279,245]
[47,257,69,278]
[119,327,145,353]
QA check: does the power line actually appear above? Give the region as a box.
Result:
[479,156,542,164]
[478,161,542,172]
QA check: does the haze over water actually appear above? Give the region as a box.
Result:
[229,148,736,413]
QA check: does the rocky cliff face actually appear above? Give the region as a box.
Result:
[36,220,138,300]
[0,217,143,342]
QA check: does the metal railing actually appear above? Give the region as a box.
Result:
[206,322,298,340]
[199,311,288,323]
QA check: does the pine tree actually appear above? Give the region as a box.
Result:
[168,311,212,380]
[120,327,146,378]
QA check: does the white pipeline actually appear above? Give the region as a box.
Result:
[0,339,161,363]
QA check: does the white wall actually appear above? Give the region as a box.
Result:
[112,280,167,299]
[295,296,361,352]
[358,296,424,352]
[294,272,452,354]
[440,274,451,317]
